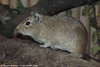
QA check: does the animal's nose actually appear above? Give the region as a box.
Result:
[15,29,18,31]
[14,29,18,37]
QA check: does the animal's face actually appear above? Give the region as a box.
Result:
[14,13,42,37]
[0,5,11,19]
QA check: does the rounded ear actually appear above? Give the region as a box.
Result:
[35,13,41,23]
[31,11,41,23]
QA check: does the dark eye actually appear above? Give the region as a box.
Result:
[25,22,31,25]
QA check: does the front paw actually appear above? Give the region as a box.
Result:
[40,42,51,48]
[40,45,49,48]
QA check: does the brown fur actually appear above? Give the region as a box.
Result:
[14,12,87,57]
[0,4,12,24]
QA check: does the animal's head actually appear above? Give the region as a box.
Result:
[14,11,44,37]
[0,5,11,21]
[0,5,11,17]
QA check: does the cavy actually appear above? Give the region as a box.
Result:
[0,4,12,24]
[0,4,19,24]
[14,11,87,57]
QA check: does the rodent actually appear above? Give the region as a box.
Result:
[0,4,19,24]
[14,11,87,57]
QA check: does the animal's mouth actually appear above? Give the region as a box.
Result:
[14,29,27,38]
[14,29,20,37]
[13,28,44,45]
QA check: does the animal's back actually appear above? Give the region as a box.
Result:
[41,15,87,56]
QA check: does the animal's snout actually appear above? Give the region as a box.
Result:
[15,29,19,31]
[14,29,19,37]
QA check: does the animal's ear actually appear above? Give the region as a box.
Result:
[31,11,41,23]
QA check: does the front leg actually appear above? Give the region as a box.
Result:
[40,42,51,48]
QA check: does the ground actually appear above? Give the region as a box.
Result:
[0,35,100,67]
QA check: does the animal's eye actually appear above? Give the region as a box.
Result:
[25,22,31,25]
